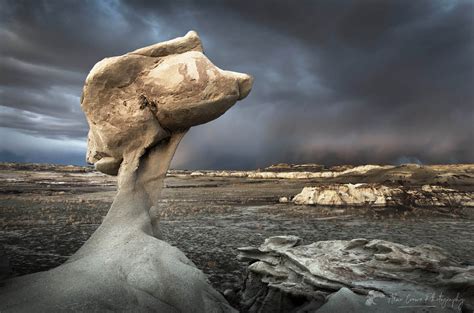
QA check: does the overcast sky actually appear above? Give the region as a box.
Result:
[1,0,473,169]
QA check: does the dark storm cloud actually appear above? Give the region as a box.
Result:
[0,0,472,168]
[0,106,87,138]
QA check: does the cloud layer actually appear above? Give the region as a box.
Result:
[1,0,473,169]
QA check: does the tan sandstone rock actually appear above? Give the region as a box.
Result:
[82,30,252,176]
[0,31,252,313]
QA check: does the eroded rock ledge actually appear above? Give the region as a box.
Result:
[291,183,474,207]
[237,236,473,313]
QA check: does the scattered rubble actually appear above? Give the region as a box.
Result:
[278,197,289,203]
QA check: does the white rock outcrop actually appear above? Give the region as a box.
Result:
[293,183,400,206]
[291,183,474,207]
[247,165,394,179]
[176,164,474,185]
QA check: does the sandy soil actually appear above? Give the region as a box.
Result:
[1,163,473,296]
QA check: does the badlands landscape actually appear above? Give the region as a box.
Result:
[1,162,473,306]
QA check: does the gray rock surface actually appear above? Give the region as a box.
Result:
[0,246,10,280]
[0,31,252,312]
[238,236,473,313]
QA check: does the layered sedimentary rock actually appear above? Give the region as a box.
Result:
[238,236,473,313]
[293,184,400,206]
[175,164,474,185]
[291,183,474,207]
[0,31,252,312]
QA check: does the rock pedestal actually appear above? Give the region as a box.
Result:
[0,31,252,312]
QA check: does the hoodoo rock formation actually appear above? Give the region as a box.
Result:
[83,30,252,177]
[0,31,252,312]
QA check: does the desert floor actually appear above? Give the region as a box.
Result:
[1,163,473,294]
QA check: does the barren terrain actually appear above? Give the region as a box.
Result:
[1,162,473,296]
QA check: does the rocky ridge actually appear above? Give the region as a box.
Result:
[2,163,472,186]
[185,164,474,185]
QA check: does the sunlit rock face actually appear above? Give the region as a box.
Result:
[291,183,474,207]
[293,184,401,206]
[82,30,252,175]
